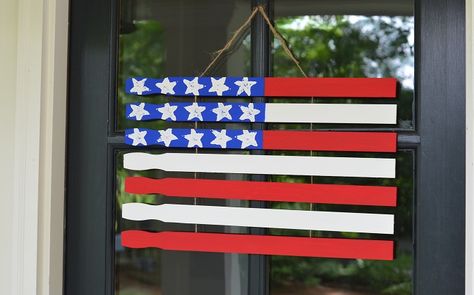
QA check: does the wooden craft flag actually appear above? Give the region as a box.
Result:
[125,76,397,98]
[121,76,399,260]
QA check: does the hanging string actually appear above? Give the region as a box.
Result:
[256,6,307,78]
[196,5,315,236]
[256,6,314,238]
[201,5,307,78]
[200,7,259,76]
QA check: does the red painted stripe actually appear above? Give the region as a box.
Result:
[264,78,397,98]
[125,177,397,207]
[263,131,397,152]
[122,230,394,260]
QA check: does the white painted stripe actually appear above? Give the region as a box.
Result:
[123,153,396,178]
[122,203,394,234]
[265,104,397,124]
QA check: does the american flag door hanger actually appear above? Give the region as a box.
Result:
[121,76,398,261]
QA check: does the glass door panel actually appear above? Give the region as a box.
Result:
[269,2,415,294]
[115,1,252,294]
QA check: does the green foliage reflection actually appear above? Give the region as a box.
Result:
[269,15,414,295]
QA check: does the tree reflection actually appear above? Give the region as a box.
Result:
[269,15,414,295]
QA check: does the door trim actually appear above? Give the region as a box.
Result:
[415,0,465,294]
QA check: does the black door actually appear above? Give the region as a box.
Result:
[65,0,465,294]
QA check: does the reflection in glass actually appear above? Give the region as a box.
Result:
[116,152,250,295]
[272,14,414,130]
[116,0,251,294]
[268,152,414,295]
[116,0,252,131]
[269,3,414,294]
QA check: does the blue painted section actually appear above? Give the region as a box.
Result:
[125,102,266,122]
[125,76,265,97]
[124,128,263,149]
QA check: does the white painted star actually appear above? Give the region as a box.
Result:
[184,129,204,148]
[234,77,257,96]
[129,78,150,95]
[210,130,232,148]
[208,77,230,96]
[155,77,176,95]
[236,130,258,149]
[239,103,261,122]
[183,77,205,95]
[184,103,206,121]
[127,128,148,146]
[212,103,232,121]
[157,103,178,121]
[157,128,178,147]
[128,103,150,121]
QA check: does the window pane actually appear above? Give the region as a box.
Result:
[272,4,414,131]
[269,2,414,294]
[116,151,251,295]
[116,0,251,131]
[269,151,414,295]
[115,1,251,294]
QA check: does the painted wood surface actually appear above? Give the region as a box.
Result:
[125,128,398,152]
[121,230,395,260]
[126,77,397,98]
[123,152,396,178]
[122,203,394,234]
[125,177,398,207]
[125,102,397,124]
